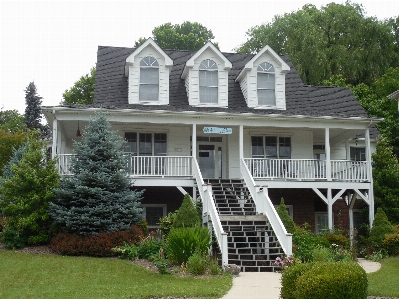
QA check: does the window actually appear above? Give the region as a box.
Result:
[251,136,291,159]
[124,132,167,156]
[315,212,332,234]
[140,56,159,102]
[199,59,218,104]
[350,147,366,161]
[142,204,166,227]
[257,62,276,106]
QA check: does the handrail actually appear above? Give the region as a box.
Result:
[241,159,292,256]
[244,158,370,182]
[192,158,228,267]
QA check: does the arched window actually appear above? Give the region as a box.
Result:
[140,56,159,101]
[199,59,218,104]
[257,62,276,106]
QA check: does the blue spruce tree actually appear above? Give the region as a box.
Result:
[49,112,143,235]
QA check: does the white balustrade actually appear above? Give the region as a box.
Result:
[244,158,369,182]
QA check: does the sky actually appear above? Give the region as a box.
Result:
[1,0,398,115]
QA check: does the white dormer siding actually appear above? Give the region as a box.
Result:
[236,45,290,110]
[182,42,232,107]
[125,38,173,105]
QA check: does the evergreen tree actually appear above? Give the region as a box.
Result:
[49,112,143,235]
[276,198,296,234]
[24,82,49,137]
[0,132,59,246]
[173,193,200,228]
[369,207,394,251]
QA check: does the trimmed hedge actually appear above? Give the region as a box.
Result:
[50,225,144,257]
[281,262,368,299]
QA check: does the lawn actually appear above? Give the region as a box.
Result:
[0,250,232,299]
[368,257,399,297]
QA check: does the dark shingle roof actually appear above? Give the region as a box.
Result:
[87,46,368,118]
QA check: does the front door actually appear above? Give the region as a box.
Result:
[198,144,222,179]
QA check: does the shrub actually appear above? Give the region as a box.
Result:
[112,242,139,259]
[159,212,177,237]
[172,194,200,228]
[1,226,26,249]
[50,225,144,257]
[281,262,314,299]
[276,198,296,234]
[293,225,330,262]
[137,234,163,260]
[294,262,368,299]
[187,250,209,275]
[312,246,333,262]
[383,224,399,256]
[323,232,349,248]
[369,208,394,251]
[166,226,210,264]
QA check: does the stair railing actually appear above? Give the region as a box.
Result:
[241,159,293,256]
[192,158,228,267]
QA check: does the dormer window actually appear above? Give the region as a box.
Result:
[257,62,275,106]
[140,56,159,102]
[199,59,218,104]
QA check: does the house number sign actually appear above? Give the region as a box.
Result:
[203,127,232,134]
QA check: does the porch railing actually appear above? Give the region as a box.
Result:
[57,154,193,177]
[244,158,369,182]
[241,159,292,256]
[128,156,192,177]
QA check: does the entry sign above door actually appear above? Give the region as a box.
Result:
[203,127,232,134]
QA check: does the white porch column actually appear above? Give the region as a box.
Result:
[239,125,243,161]
[325,128,331,181]
[192,124,197,159]
[345,139,350,160]
[348,193,357,246]
[52,115,57,159]
[365,128,375,227]
[327,188,333,230]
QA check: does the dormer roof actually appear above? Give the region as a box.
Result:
[124,38,173,76]
[236,45,290,82]
[181,41,232,79]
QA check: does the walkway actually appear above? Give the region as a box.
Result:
[222,259,381,299]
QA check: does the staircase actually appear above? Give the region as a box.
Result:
[206,179,284,272]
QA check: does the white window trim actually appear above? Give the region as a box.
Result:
[141,204,167,227]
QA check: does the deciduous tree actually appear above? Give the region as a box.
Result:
[134,21,217,50]
[62,67,95,105]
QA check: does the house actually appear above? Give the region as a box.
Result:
[42,38,380,271]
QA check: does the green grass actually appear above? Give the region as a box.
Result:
[368,257,399,297]
[0,251,232,299]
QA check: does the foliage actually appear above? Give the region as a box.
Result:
[369,207,395,251]
[50,225,144,257]
[292,224,330,262]
[136,233,163,260]
[49,112,143,235]
[275,198,296,234]
[159,211,177,236]
[0,110,26,133]
[61,67,95,105]
[383,224,399,256]
[0,129,27,176]
[372,139,399,224]
[367,249,388,262]
[280,262,314,299]
[322,231,349,247]
[134,21,218,50]
[166,226,210,265]
[274,255,295,271]
[172,194,200,228]
[236,2,398,86]
[187,249,209,275]
[0,133,59,246]
[312,244,352,262]
[294,262,368,299]
[24,82,48,137]
[1,225,26,249]
[0,250,233,299]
